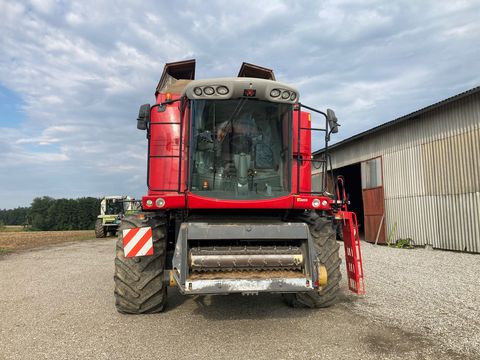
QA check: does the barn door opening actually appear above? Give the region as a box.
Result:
[361,157,385,243]
[312,163,365,237]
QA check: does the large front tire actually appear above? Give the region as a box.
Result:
[283,212,341,308]
[114,214,167,314]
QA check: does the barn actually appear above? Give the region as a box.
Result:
[312,87,480,253]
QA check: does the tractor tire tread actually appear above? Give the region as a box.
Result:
[283,211,342,308]
[113,214,167,314]
[95,218,105,238]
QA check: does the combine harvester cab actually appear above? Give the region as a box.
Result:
[113,60,364,314]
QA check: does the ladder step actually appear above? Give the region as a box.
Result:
[341,211,366,295]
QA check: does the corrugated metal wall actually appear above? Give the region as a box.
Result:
[314,92,480,253]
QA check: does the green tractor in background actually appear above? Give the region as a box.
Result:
[95,196,141,238]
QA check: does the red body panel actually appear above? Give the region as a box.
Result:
[292,110,312,193]
[143,193,332,211]
[148,93,188,194]
[187,193,294,209]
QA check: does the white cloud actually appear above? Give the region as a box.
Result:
[29,0,56,14]
[443,23,480,39]
[0,2,25,19]
[65,12,83,26]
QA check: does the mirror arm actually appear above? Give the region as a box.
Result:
[297,102,339,138]
[297,103,328,118]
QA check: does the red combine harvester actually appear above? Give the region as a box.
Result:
[114,60,364,314]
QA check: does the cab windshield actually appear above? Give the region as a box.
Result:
[190,99,291,200]
[105,200,124,215]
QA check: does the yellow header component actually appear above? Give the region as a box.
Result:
[317,264,328,286]
[169,270,177,287]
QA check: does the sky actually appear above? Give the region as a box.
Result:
[0,0,479,209]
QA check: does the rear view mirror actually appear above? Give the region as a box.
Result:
[327,108,339,134]
[137,104,151,130]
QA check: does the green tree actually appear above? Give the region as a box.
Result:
[29,197,55,230]
[0,207,29,225]
[6,197,102,231]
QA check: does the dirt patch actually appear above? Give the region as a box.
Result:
[0,230,96,252]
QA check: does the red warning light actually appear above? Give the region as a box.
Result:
[243,89,256,97]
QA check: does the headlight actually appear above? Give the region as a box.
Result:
[270,89,281,97]
[203,86,215,95]
[312,199,320,208]
[290,92,296,101]
[216,86,229,95]
[193,87,202,96]
[145,199,153,207]
[155,198,165,208]
[282,90,290,99]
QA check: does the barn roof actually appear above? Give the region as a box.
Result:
[314,86,480,155]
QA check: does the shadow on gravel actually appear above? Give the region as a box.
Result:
[164,279,367,320]
[335,290,359,305]
[192,294,314,320]
[363,328,472,360]
[166,288,329,320]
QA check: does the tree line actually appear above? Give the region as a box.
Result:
[0,197,101,231]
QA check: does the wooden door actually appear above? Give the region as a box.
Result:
[361,157,385,243]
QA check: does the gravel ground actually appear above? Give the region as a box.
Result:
[347,241,480,357]
[0,238,478,359]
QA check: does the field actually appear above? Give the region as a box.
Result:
[0,229,96,253]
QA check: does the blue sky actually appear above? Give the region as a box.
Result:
[0,0,479,208]
[0,85,24,128]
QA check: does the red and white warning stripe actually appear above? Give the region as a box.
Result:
[123,227,154,257]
